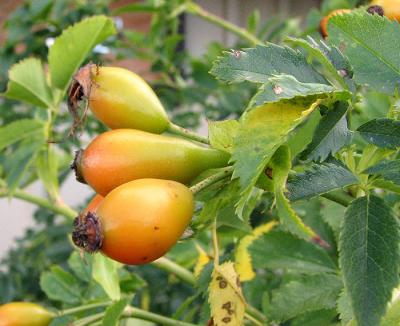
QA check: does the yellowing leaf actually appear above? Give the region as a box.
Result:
[209,261,245,326]
[194,243,210,278]
[235,221,278,281]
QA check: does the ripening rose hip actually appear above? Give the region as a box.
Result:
[72,129,230,196]
[68,64,169,133]
[72,179,194,265]
[0,302,53,326]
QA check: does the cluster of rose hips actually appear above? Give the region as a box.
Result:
[69,64,229,265]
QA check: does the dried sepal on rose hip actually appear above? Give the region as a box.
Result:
[72,179,194,265]
[68,64,169,134]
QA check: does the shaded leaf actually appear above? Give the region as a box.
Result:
[268,274,343,322]
[301,101,352,161]
[49,15,116,93]
[4,58,53,108]
[36,145,60,200]
[40,266,82,304]
[329,12,400,94]
[287,161,358,201]
[365,159,400,186]
[67,251,92,283]
[357,118,400,149]
[250,230,337,274]
[339,195,399,326]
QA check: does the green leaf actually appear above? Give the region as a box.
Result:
[67,251,92,283]
[371,179,400,194]
[250,74,350,106]
[339,195,399,326]
[365,159,400,186]
[250,230,337,274]
[36,145,60,200]
[301,101,352,161]
[210,44,327,84]
[49,15,116,93]
[287,161,359,201]
[0,119,45,151]
[194,179,253,233]
[4,58,53,108]
[232,99,319,216]
[93,254,121,301]
[285,36,347,89]
[208,120,239,154]
[102,298,130,326]
[291,309,338,326]
[5,138,44,195]
[40,266,82,304]
[328,12,400,94]
[337,289,353,325]
[268,146,319,241]
[357,118,400,149]
[268,274,343,322]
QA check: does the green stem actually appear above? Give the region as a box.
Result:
[167,122,210,145]
[73,312,104,326]
[0,188,77,219]
[151,257,196,286]
[246,304,267,324]
[186,2,261,45]
[123,306,199,326]
[58,301,111,317]
[190,167,234,194]
[322,190,354,207]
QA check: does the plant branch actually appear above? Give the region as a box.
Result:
[185,2,261,45]
[190,166,234,194]
[73,312,104,326]
[123,306,199,326]
[212,219,219,266]
[151,257,196,286]
[167,122,210,145]
[0,188,77,219]
[58,301,111,317]
[322,190,354,207]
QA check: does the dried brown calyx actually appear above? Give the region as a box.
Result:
[367,5,384,17]
[72,212,103,253]
[70,149,86,184]
[67,63,99,134]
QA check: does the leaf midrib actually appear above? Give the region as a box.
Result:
[333,21,400,77]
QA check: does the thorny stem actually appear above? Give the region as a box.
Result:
[151,257,196,286]
[0,188,77,219]
[186,2,262,45]
[189,166,234,194]
[167,122,210,145]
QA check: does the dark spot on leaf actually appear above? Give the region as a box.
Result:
[254,146,261,152]
[222,317,231,323]
[219,279,228,289]
[222,302,234,315]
